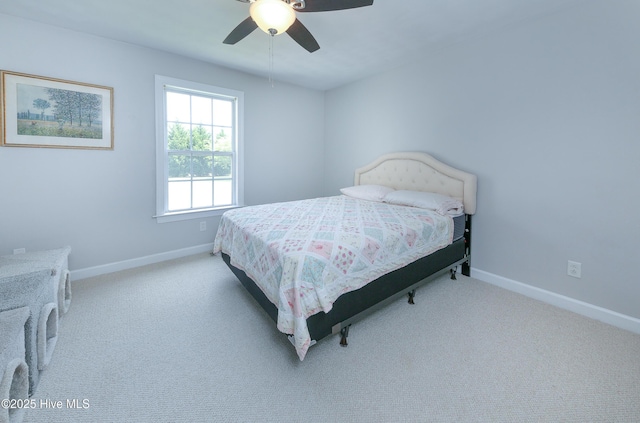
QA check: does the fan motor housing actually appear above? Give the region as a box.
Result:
[236,0,306,9]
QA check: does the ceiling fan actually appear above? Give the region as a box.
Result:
[223,0,374,53]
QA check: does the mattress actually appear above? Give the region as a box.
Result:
[452,213,465,241]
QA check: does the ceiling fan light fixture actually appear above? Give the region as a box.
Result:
[250,0,296,35]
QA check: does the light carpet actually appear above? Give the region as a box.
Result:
[24,253,640,422]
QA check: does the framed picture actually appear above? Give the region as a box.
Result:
[0,71,113,149]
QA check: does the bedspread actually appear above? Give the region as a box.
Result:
[212,195,453,360]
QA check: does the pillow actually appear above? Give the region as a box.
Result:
[383,190,464,216]
[340,184,395,202]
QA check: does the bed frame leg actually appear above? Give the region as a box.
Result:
[407,290,416,304]
[462,214,472,277]
[450,267,457,280]
[339,325,350,347]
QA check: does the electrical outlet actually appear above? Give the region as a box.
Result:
[567,260,581,278]
[199,221,207,232]
[13,248,26,255]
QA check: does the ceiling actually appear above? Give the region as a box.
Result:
[0,0,587,91]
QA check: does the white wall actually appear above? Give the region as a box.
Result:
[0,14,325,272]
[324,0,640,319]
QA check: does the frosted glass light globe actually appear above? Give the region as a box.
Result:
[250,0,296,35]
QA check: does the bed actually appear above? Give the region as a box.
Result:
[213,152,477,360]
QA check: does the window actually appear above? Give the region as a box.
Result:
[155,75,243,223]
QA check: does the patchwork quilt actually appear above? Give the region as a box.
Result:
[212,195,453,360]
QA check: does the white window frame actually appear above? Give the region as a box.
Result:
[154,75,244,223]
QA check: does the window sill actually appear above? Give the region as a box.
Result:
[155,205,242,224]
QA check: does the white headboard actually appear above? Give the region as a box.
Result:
[354,152,478,215]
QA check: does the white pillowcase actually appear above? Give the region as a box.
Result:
[340,184,395,202]
[383,190,464,216]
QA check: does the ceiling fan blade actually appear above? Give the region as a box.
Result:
[286,19,320,53]
[298,0,373,13]
[223,17,258,45]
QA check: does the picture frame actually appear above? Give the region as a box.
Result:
[0,71,113,150]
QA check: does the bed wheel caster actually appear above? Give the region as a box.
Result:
[450,268,457,280]
[408,290,416,304]
[339,325,350,347]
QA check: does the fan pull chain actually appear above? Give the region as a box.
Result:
[268,32,275,88]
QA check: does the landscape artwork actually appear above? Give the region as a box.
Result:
[0,71,113,149]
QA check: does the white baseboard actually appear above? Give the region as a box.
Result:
[71,243,214,281]
[471,268,640,335]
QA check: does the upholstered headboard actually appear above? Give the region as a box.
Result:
[354,152,478,215]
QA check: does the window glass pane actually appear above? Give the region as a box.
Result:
[193,179,213,208]
[212,99,232,126]
[168,179,191,211]
[167,123,190,150]
[169,154,191,178]
[192,125,213,151]
[191,96,212,125]
[166,92,190,123]
[192,155,213,177]
[214,179,233,206]
[157,76,242,219]
[213,127,232,152]
[214,156,232,177]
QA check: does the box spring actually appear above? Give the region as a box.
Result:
[221,237,466,344]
